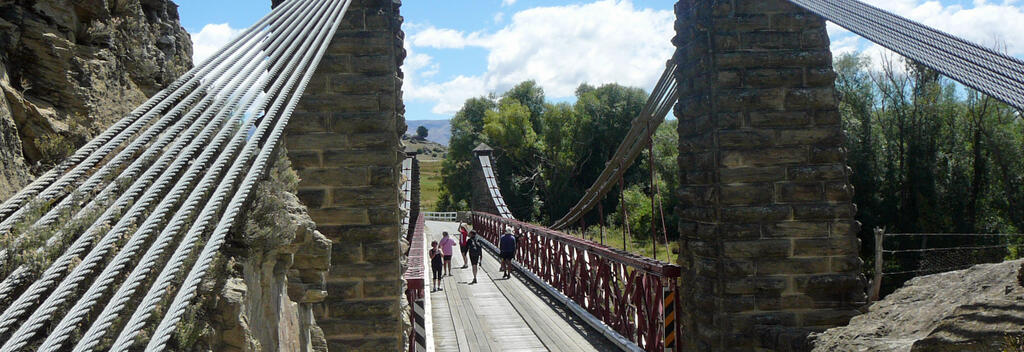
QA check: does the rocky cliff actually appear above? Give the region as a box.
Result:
[169,153,331,352]
[0,0,192,200]
[811,259,1024,352]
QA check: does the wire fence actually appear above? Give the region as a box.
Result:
[870,229,1023,300]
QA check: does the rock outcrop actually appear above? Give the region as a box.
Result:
[0,0,192,200]
[811,259,1024,352]
[184,154,331,352]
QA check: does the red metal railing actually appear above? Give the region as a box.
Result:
[403,213,426,352]
[472,211,680,351]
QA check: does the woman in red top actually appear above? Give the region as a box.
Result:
[458,224,470,269]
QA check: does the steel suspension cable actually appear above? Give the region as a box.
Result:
[0,0,303,307]
[0,0,296,230]
[28,4,326,350]
[143,1,350,349]
[58,3,332,351]
[0,0,310,343]
[0,0,303,240]
[788,0,1024,110]
[551,61,678,230]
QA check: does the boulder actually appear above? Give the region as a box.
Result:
[811,259,1024,352]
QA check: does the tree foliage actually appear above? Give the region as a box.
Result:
[835,53,1024,259]
[415,125,429,139]
[438,81,654,228]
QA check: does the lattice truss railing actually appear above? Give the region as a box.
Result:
[0,0,350,350]
[473,212,680,352]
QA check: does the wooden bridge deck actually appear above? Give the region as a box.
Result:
[425,221,619,352]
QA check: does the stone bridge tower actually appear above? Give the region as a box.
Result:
[673,0,865,350]
[470,143,501,215]
[282,0,407,350]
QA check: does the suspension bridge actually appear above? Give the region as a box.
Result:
[0,0,1020,351]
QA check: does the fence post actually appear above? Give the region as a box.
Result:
[871,227,884,302]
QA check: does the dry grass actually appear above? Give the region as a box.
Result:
[419,160,442,211]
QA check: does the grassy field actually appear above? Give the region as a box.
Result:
[560,226,677,263]
[419,160,443,211]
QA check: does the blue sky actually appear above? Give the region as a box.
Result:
[176,0,1024,121]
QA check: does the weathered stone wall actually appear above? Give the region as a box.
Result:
[672,1,865,350]
[283,0,407,350]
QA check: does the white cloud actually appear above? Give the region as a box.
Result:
[404,0,674,115]
[494,12,505,24]
[502,0,516,7]
[190,23,242,63]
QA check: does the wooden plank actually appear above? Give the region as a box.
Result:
[426,220,615,352]
[482,249,617,352]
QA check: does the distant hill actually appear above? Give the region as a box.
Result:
[402,135,447,161]
[407,119,451,146]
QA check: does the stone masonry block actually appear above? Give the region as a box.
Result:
[284,133,347,151]
[750,111,811,128]
[297,167,370,187]
[762,221,830,238]
[723,239,791,259]
[721,205,791,223]
[321,318,402,338]
[721,147,807,168]
[320,224,399,243]
[720,167,787,184]
[326,299,399,320]
[323,149,396,166]
[757,257,829,275]
[792,237,858,256]
[787,165,848,182]
[720,184,773,205]
[776,182,824,203]
[308,207,370,226]
[325,280,360,301]
[288,150,322,169]
[330,262,400,279]
[330,187,396,207]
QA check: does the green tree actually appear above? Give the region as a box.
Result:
[416,125,428,139]
[437,97,496,211]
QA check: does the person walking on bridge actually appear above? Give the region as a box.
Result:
[467,230,483,284]
[499,229,517,279]
[439,232,457,276]
[430,241,443,291]
[458,224,470,269]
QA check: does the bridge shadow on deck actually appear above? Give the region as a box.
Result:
[425,221,619,352]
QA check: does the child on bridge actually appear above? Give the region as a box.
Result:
[430,240,443,291]
[439,232,457,276]
[458,224,470,269]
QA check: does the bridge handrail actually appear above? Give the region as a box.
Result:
[474,212,680,276]
[423,211,458,222]
[472,211,680,352]
[403,213,427,291]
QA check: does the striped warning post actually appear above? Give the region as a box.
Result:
[413,297,427,351]
[663,285,677,352]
